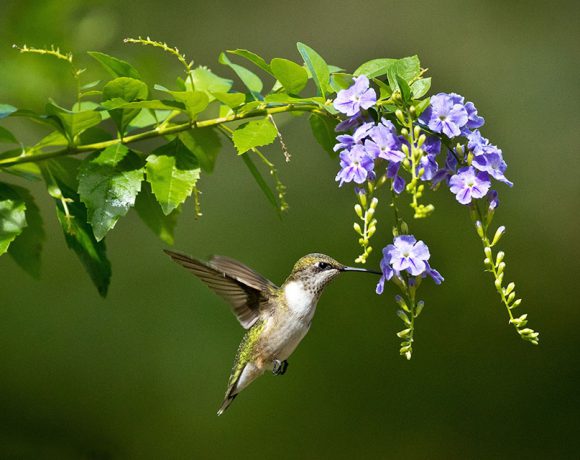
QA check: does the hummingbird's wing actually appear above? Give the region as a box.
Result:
[164,250,278,329]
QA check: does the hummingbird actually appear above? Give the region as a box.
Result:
[164,250,380,415]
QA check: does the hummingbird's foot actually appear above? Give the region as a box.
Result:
[272,359,289,376]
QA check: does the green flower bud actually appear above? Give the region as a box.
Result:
[370,197,379,209]
[354,204,363,218]
[353,222,362,234]
[484,246,493,259]
[491,226,506,246]
[417,133,426,148]
[496,251,505,266]
[497,262,506,275]
[504,282,515,295]
[395,109,405,124]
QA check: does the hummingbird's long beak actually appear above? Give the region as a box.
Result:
[341,266,382,275]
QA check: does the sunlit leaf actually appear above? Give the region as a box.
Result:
[102,77,149,134]
[78,147,144,241]
[46,101,102,140]
[227,49,272,75]
[270,58,308,95]
[166,91,209,119]
[145,139,201,215]
[411,78,431,99]
[211,91,246,108]
[189,66,233,101]
[354,58,396,78]
[219,52,263,95]
[297,42,331,97]
[232,118,278,155]
[88,51,142,79]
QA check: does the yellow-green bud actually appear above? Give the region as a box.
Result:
[370,197,379,209]
[354,204,363,218]
[413,125,421,139]
[492,226,506,246]
[497,262,506,275]
[484,246,493,259]
[353,222,362,234]
[504,282,515,295]
[417,133,426,149]
[395,109,405,124]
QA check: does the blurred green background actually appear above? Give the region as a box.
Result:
[1,0,579,458]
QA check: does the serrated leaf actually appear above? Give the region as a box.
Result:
[145,139,200,215]
[219,52,263,96]
[88,51,142,79]
[394,55,421,82]
[0,104,18,119]
[270,58,308,95]
[78,149,144,241]
[178,128,221,173]
[0,126,18,144]
[92,144,130,166]
[211,91,246,108]
[0,182,27,256]
[189,67,233,101]
[227,49,272,75]
[411,78,431,99]
[354,58,396,78]
[102,77,149,134]
[232,118,278,155]
[45,101,102,141]
[134,181,179,245]
[309,113,339,156]
[167,91,209,119]
[7,186,44,278]
[43,164,111,296]
[297,42,330,98]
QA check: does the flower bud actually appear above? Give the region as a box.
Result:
[504,282,515,295]
[401,144,410,156]
[415,300,425,318]
[417,133,426,149]
[491,226,506,246]
[475,221,484,238]
[484,246,493,259]
[370,197,379,209]
[354,204,363,218]
[497,262,505,275]
[397,328,412,338]
[395,109,405,124]
[401,128,409,137]
[353,222,362,234]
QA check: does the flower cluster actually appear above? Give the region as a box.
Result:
[376,235,443,295]
[333,80,512,208]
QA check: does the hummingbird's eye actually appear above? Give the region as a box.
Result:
[317,261,331,270]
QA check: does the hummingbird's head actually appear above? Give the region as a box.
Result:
[289,253,380,294]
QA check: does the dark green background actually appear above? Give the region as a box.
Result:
[1,1,578,458]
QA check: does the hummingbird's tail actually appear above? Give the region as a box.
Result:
[217,394,237,416]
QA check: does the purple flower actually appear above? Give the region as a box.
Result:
[464,101,485,130]
[472,151,513,186]
[333,75,377,116]
[335,144,374,186]
[365,120,405,162]
[431,151,459,187]
[387,161,405,194]
[333,122,375,152]
[419,93,468,138]
[375,235,443,293]
[487,189,499,210]
[449,166,491,204]
[423,136,441,156]
[418,154,439,181]
[467,130,489,154]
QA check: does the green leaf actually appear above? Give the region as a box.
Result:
[178,128,221,173]
[167,91,209,119]
[0,104,18,119]
[411,77,431,99]
[0,182,27,256]
[46,101,102,140]
[7,186,45,278]
[134,181,179,245]
[100,99,182,111]
[232,118,278,155]
[270,58,308,95]
[240,154,279,213]
[394,55,421,82]
[330,73,355,92]
[219,52,263,95]
[297,42,330,97]
[78,147,144,241]
[145,139,201,215]
[88,51,142,79]
[227,49,272,75]
[43,164,111,296]
[0,126,18,144]
[189,66,233,101]
[396,75,411,104]
[354,58,396,78]
[102,77,149,134]
[211,91,246,108]
[34,131,68,149]
[413,97,431,117]
[309,114,339,156]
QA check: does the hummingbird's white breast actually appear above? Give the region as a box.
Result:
[260,281,319,364]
